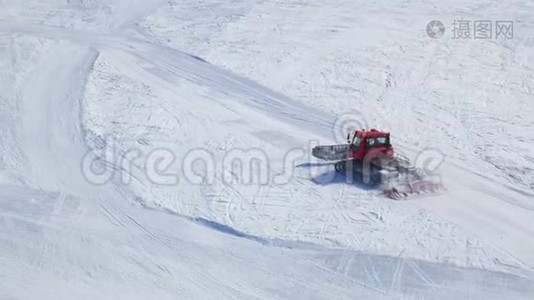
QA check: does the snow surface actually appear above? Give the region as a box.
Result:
[0,0,533,299]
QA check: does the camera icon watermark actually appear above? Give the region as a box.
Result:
[426,20,445,39]
[426,19,514,40]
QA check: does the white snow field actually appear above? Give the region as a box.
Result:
[0,0,533,299]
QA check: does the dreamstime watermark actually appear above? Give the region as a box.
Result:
[81,113,445,189]
[81,139,309,187]
[426,19,514,39]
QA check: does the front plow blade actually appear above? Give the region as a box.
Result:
[384,179,443,200]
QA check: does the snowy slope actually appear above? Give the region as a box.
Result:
[136,0,534,269]
[138,0,534,272]
[1,0,534,299]
[140,0,534,191]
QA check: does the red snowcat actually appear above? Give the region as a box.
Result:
[311,129,441,199]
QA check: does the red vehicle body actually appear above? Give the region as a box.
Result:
[346,129,395,162]
[311,128,442,198]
